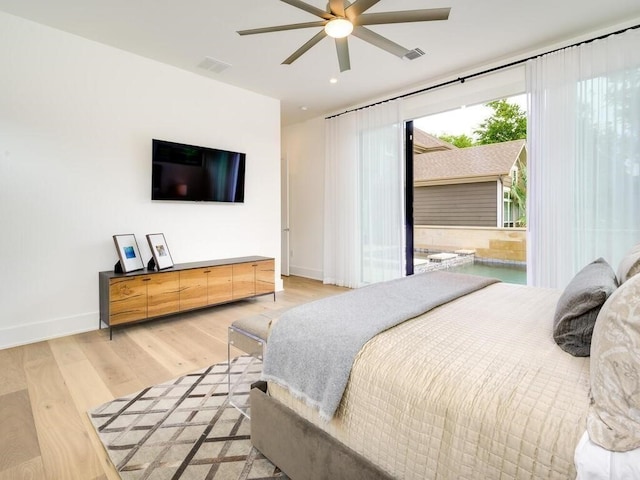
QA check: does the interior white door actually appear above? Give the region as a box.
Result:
[281,155,290,276]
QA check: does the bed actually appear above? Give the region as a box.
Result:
[250,248,640,480]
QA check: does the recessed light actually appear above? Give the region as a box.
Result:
[300,106,308,111]
[329,78,338,84]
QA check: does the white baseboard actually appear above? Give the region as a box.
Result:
[0,312,99,350]
[0,277,287,350]
[288,265,323,281]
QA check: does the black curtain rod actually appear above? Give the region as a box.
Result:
[325,22,640,120]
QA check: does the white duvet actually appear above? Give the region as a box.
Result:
[270,282,593,479]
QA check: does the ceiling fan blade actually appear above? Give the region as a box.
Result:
[280,0,334,20]
[351,26,410,58]
[238,21,326,36]
[344,0,380,21]
[357,8,451,26]
[335,37,351,72]
[282,30,328,65]
[329,0,346,17]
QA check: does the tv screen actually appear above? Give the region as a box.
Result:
[151,139,246,203]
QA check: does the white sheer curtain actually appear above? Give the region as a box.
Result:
[526,28,640,288]
[324,100,405,288]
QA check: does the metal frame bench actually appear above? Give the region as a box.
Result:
[227,315,271,418]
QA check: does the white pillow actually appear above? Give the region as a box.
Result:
[616,243,640,284]
[587,273,640,451]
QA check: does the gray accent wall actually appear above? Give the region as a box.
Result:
[413,181,498,227]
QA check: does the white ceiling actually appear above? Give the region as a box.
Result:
[2,0,640,125]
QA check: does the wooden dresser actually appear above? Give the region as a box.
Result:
[99,256,275,338]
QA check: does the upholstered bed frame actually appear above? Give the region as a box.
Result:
[250,386,394,480]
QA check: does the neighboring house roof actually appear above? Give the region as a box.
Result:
[414,135,526,186]
[413,129,457,153]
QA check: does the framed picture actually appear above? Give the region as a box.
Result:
[146,233,174,270]
[112,234,144,273]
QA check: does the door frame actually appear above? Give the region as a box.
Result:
[405,121,415,276]
[281,155,290,276]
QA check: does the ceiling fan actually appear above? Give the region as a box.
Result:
[237,0,451,72]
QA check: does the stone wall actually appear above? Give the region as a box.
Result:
[414,226,526,263]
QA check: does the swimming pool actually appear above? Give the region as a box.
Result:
[447,262,527,285]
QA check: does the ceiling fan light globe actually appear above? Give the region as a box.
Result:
[324,18,353,38]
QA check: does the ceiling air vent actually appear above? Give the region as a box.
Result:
[404,48,426,61]
[197,56,231,74]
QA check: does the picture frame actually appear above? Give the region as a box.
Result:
[146,233,174,270]
[112,234,145,273]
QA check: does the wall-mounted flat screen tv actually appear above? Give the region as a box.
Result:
[151,139,246,203]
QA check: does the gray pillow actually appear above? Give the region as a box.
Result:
[553,257,618,357]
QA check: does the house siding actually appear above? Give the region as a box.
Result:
[414,181,497,227]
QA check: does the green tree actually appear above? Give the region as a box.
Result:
[474,99,527,145]
[437,133,474,148]
[474,99,528,226]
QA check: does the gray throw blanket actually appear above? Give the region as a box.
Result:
[262,271,500,420]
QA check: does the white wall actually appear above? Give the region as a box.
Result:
[0,12,282,349]
[281,118,326,280]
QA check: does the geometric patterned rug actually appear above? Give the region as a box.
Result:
[88,355,289,480]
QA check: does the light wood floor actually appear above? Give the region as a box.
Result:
[0,276,346,480]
